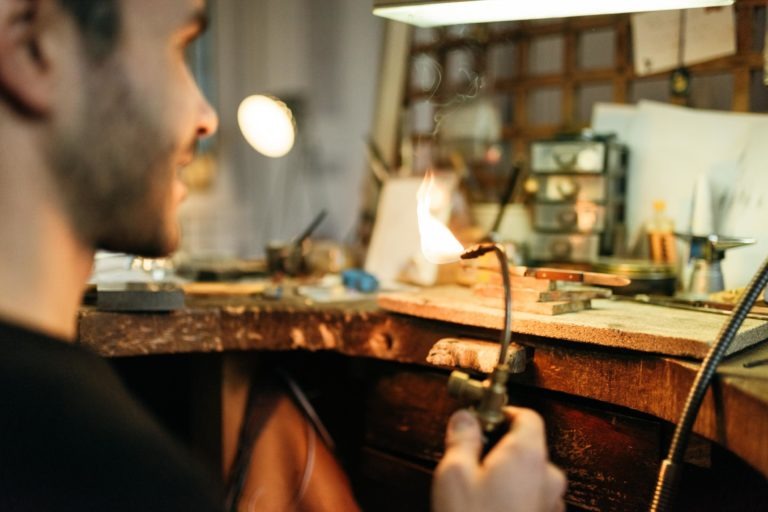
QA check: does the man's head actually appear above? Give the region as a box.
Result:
[0,0,218,257]
[57,0,120,61]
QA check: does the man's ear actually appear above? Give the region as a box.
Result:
[0,0,52,115]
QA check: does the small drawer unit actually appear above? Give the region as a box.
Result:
[533,203,606,233]
[530,233,601,262]
[528,136,627,263]
[530,140,623,174]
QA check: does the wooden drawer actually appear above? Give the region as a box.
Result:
[530,233,600,262]
[534,203,606,233]
[531,140,619,174]
[530,174,612,202]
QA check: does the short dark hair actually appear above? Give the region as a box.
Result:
[58,0,121,60]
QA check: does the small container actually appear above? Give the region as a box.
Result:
[645,200,676,264]
[593,258,677,296]
[266,240,305,276]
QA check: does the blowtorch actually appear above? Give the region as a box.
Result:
[446,243,515,443]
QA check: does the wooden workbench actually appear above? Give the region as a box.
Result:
[77,292,768,511]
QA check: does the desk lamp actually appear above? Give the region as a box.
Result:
[237,95,296,158]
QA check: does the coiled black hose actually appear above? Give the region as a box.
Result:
[650,255,768,511]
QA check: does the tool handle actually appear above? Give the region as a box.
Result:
[294,210,327,245]
[489,164,521,235]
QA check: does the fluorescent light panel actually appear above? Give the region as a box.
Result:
[373,0,734,27]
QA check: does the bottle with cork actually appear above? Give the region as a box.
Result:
[646,200,676,264]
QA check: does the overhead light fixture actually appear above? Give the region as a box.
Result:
[372,0,734,27]
[238,95,296,158]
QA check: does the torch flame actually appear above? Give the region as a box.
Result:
[417,171,464,264]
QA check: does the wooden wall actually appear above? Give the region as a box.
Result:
[401,2,767,189]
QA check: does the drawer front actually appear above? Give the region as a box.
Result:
[532,175,607,202]
[531,141,606,173]
[534,203,605,233]
[530,234,600,262]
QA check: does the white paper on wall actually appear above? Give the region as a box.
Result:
[623,101,757,245]
[591,100,768,288]
[631,7,737,76]
[684,7,736,65]
[592,102,637,142]
[719,124,768,289]
[631,10,681,76]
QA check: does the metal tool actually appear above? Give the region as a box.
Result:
[676,233,755,298]
[611,294,768,322]
[96,282,185,312]
[447,243,514,436]
[470,258,631,287]
[365,137,392,184]
[485,163,521,242]
[511,265,631,287]
[266,210,327,276]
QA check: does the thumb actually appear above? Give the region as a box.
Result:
[444,409,483,462]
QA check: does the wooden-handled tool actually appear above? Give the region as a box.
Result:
[510,266,631,287]
[464,260,631,287]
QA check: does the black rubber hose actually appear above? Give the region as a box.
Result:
[650,255,768,511]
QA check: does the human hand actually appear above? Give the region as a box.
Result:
[432,407,567,512]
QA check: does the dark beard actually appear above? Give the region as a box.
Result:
[47,64,178,257]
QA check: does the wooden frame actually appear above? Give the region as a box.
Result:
[403,1,767,173]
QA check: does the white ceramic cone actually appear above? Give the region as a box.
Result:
[689,174,714,236]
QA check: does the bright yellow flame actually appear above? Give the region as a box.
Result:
[417,171,464,264]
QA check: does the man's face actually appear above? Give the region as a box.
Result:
[49,0,218,257]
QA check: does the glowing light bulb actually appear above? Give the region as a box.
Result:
[237,95,295,158]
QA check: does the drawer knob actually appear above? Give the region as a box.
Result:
[553,152,578,171]
[556,178,580,200]
[550,239,573,259]
[557,210,578,228]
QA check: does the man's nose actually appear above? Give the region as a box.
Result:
[197,96,219,139]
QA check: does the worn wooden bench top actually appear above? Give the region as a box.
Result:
[77,291,768,480]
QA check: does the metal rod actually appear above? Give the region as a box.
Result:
[461,243,512,365]
[293,209,327,245]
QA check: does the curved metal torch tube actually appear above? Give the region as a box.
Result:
[461,243,512,365]
[494,245,513,365]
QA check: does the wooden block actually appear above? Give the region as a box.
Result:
[426,338,527,373]
[512,299,592,316]
[509,275,556,291]
[473,284,611,303]
[470,291,592,314]
[458,266,555,291]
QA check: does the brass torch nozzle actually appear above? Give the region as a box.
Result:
[448,364,510,433]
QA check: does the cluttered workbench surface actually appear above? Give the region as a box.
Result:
[378,285,768,359]
[76,283,768,489]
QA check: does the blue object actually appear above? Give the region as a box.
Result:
[342,269,379,293]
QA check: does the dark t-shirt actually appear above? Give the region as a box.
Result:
[0,320,223,511]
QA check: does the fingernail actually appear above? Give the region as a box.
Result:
[448,410,477,433]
